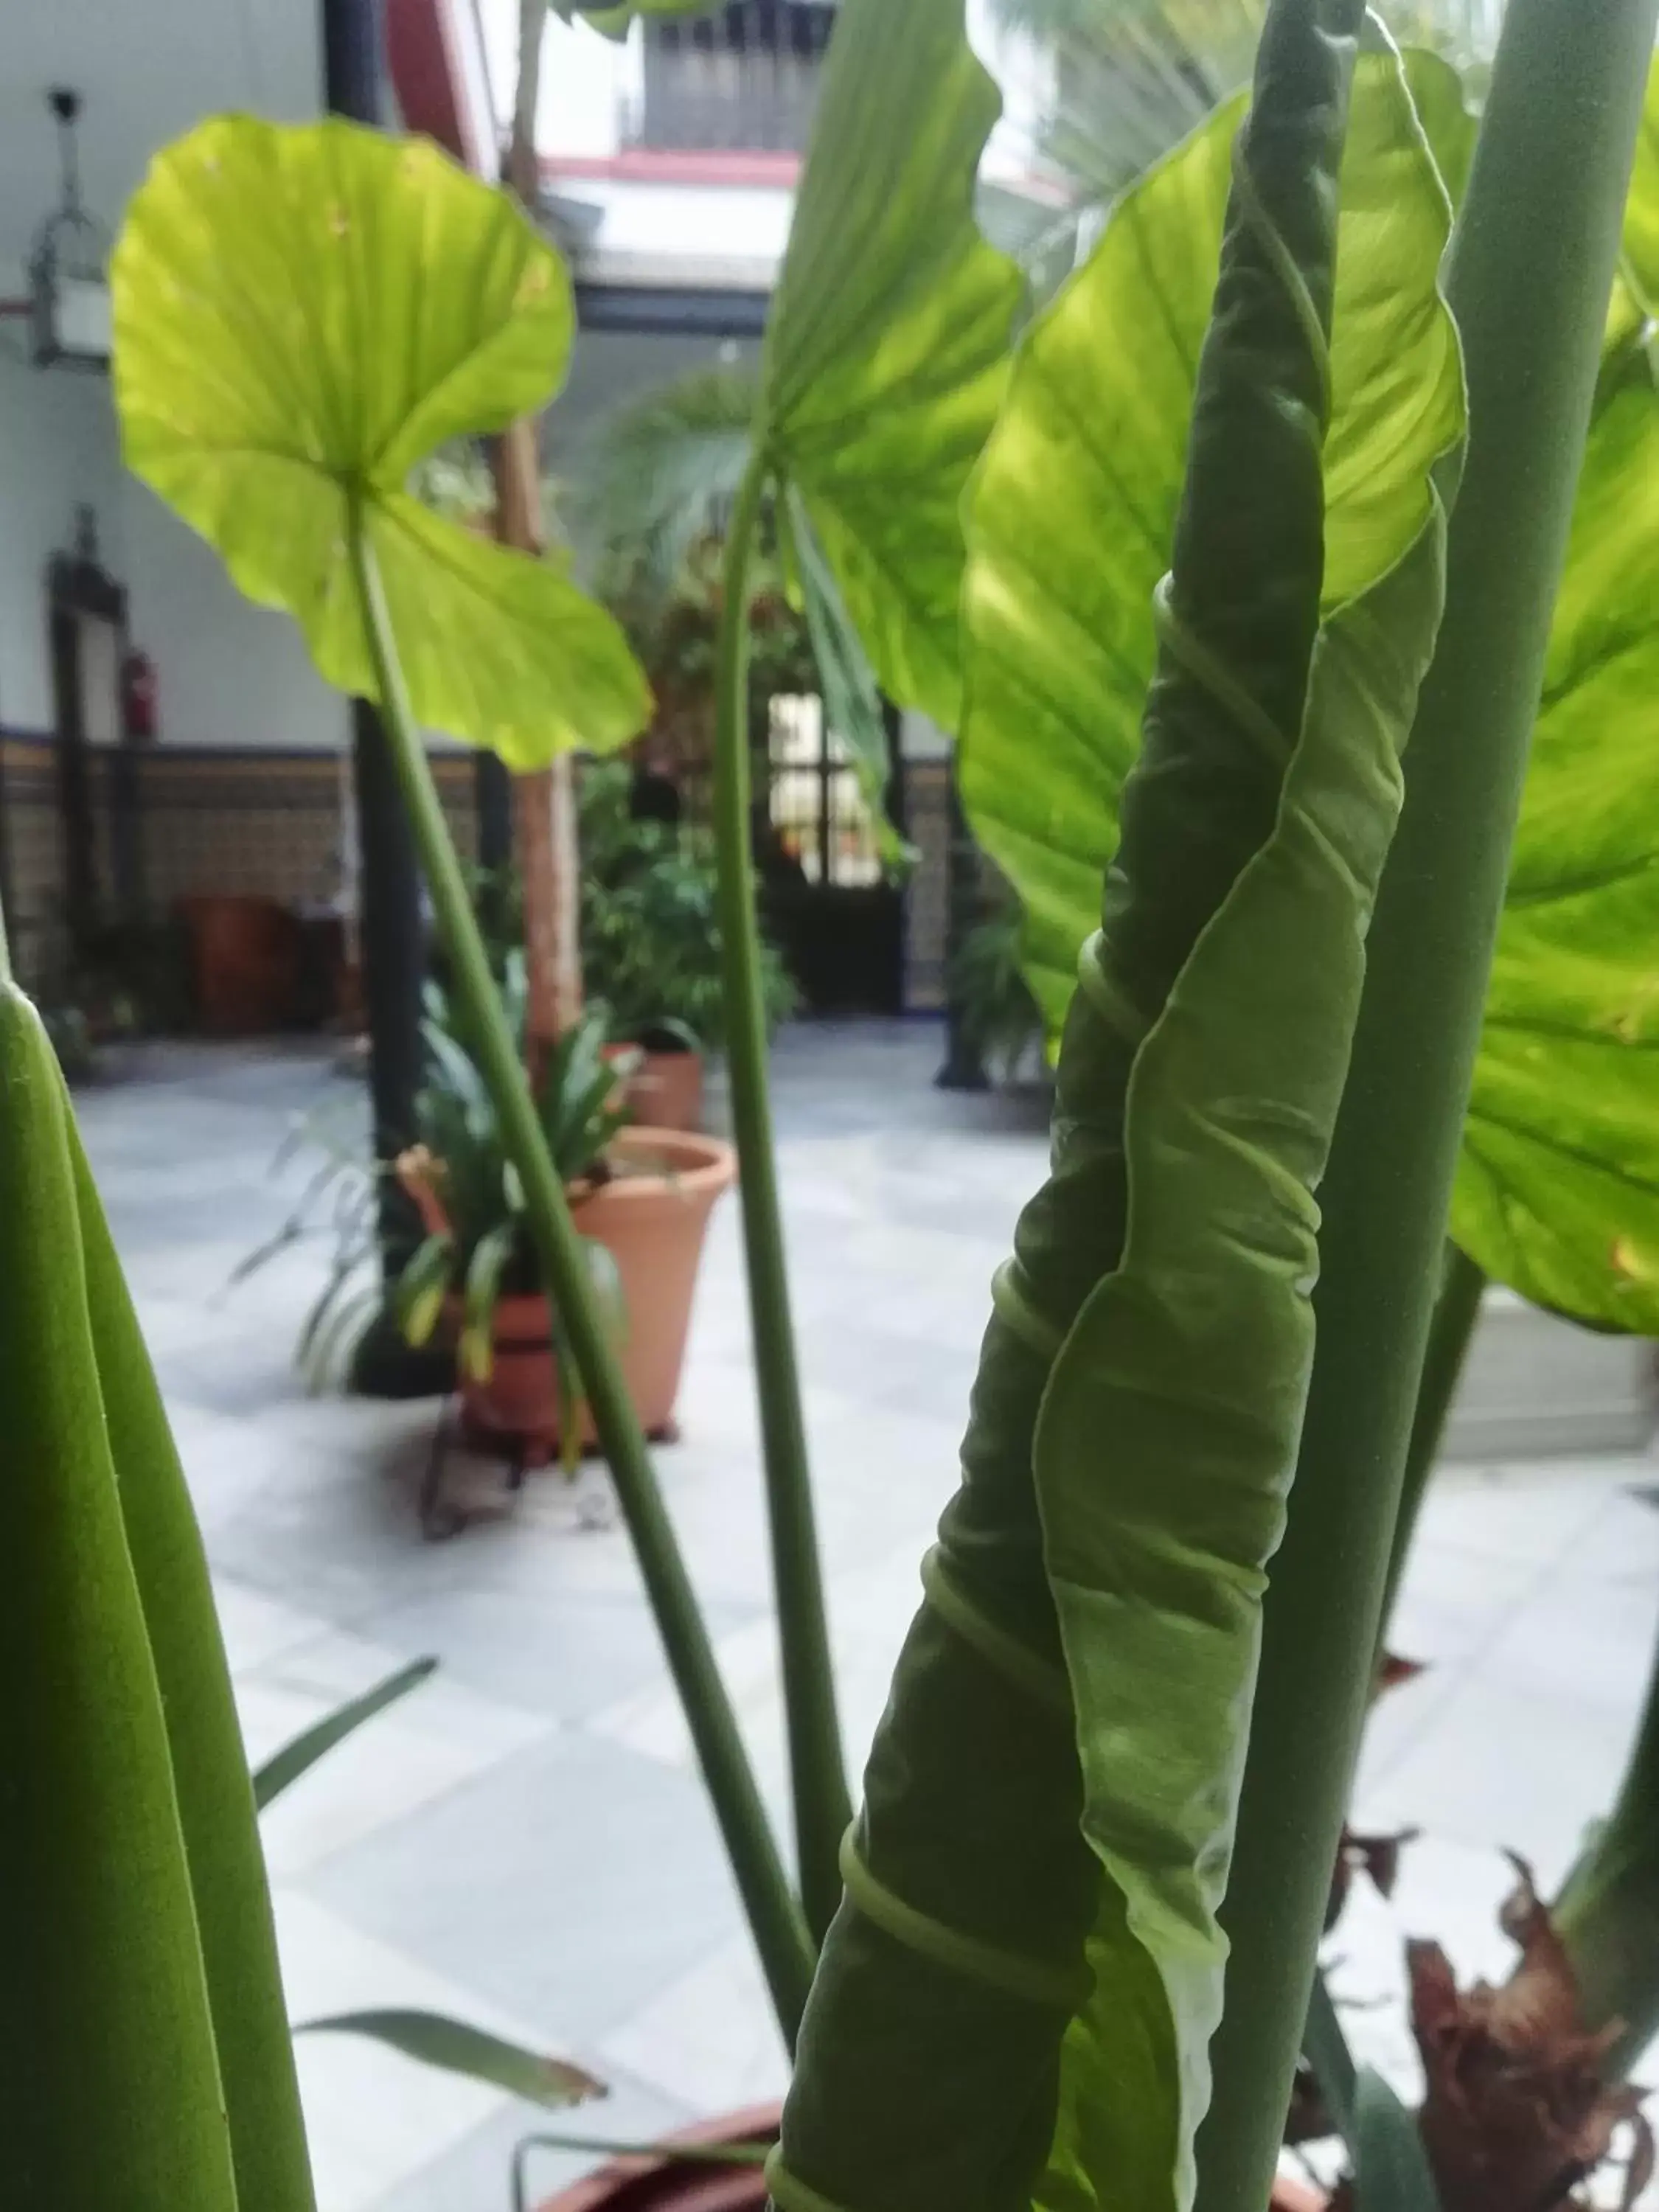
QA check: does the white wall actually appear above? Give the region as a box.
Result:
[120,478,347,751]
[0,349,125,733]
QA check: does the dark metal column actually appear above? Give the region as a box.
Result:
[322,0,448,1394]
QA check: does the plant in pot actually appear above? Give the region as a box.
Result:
[396,984,735,1461]
[577,759,799,1133]
[19,9,1659,2212]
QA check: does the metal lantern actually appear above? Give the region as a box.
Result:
[30,89,111,371]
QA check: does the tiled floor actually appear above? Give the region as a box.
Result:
[74,1022,1659,2211]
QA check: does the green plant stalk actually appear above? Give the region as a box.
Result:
[1380,1241,1486,1635]
[1554,1627,1659,2071]
[347,515,814,2048]
[1193,6,1659,2207]
[712,445,852,1944]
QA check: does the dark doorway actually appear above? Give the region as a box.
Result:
[46,507,134,959]
[755,689,904,1015]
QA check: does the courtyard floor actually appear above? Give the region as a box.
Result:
[77,1018,1659,2211]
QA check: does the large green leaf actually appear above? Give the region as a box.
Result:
[69,1121,318,2212]
[959,48,1461,1033]
[1454,341,1659,1326]
[760,0,1024,734]
[113,116,648,769]
[771,15,1461,2212]
[0,984,243,2210]
[963,52,1659,1338]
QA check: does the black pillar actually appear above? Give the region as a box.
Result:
[474,750,514,874]
[323,0,449,1394]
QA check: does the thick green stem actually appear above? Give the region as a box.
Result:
[348,519,814,2048]
[1380,1242,1486,1635]
[1194,6,1659,2207]
[713,448,852,1944]
[1555,1624,1659,2073]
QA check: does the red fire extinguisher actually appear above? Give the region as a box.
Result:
[121,647,159,742]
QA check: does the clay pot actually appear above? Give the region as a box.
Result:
[177,894,301,1034]
[535,2108,776,2211]
[622,1046,704,1133]
[532,2105,1326,2211]
[460,1125,734,1461]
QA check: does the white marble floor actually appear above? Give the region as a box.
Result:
[72,1027,1659,2211]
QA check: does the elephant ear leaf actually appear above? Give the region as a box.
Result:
[959,40,1462,1037]
[112,115,647,768]
[1021,23,1464,2211]
[761,0,1023,737]
[1455,335,1659,1330]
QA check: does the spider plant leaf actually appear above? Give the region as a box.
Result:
[760,0,1023,733]
[773,16,1462,2212]
[296,2010,604,2108]
[112,115,648,768]
[460,1222,520,1383]
[253,1658,438,1811]
[395,1231,456,1349]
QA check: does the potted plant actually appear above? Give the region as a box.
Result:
[577,761,797,1133]
[397,984,735,1457]
[17,3,1659,2212]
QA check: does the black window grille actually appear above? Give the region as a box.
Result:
[630,1,838,153]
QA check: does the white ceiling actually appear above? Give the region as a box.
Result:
[0,0,321,293]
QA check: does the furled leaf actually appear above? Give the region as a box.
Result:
[252,1658,438,1812]
[69,1119,319,2212]
[0,984,243,2209]
[112,116,648,768]
[761,0,1023,733]
[959,46,1461,1033]
[772,16,1461,2212]
[296,2011,604,2109]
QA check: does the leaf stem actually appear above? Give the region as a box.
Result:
[1555,1626,1659,2072]
[712,447,852,1944]
[1380,1241,1486,1634]
[1194,4,1659,2204]
[347,515,814,2048]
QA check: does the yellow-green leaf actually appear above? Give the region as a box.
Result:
[762,0,1023,734]
[113,116,649,768]
[959,49,1462,1037]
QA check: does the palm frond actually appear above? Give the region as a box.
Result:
[566,366,760,614]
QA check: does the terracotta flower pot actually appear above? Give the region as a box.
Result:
[626,1046,705,1133]
[535,2107,777,2211]
[460,1124,734,1461]
[602,1042,706,1133]
[532,2106,1328,2211]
